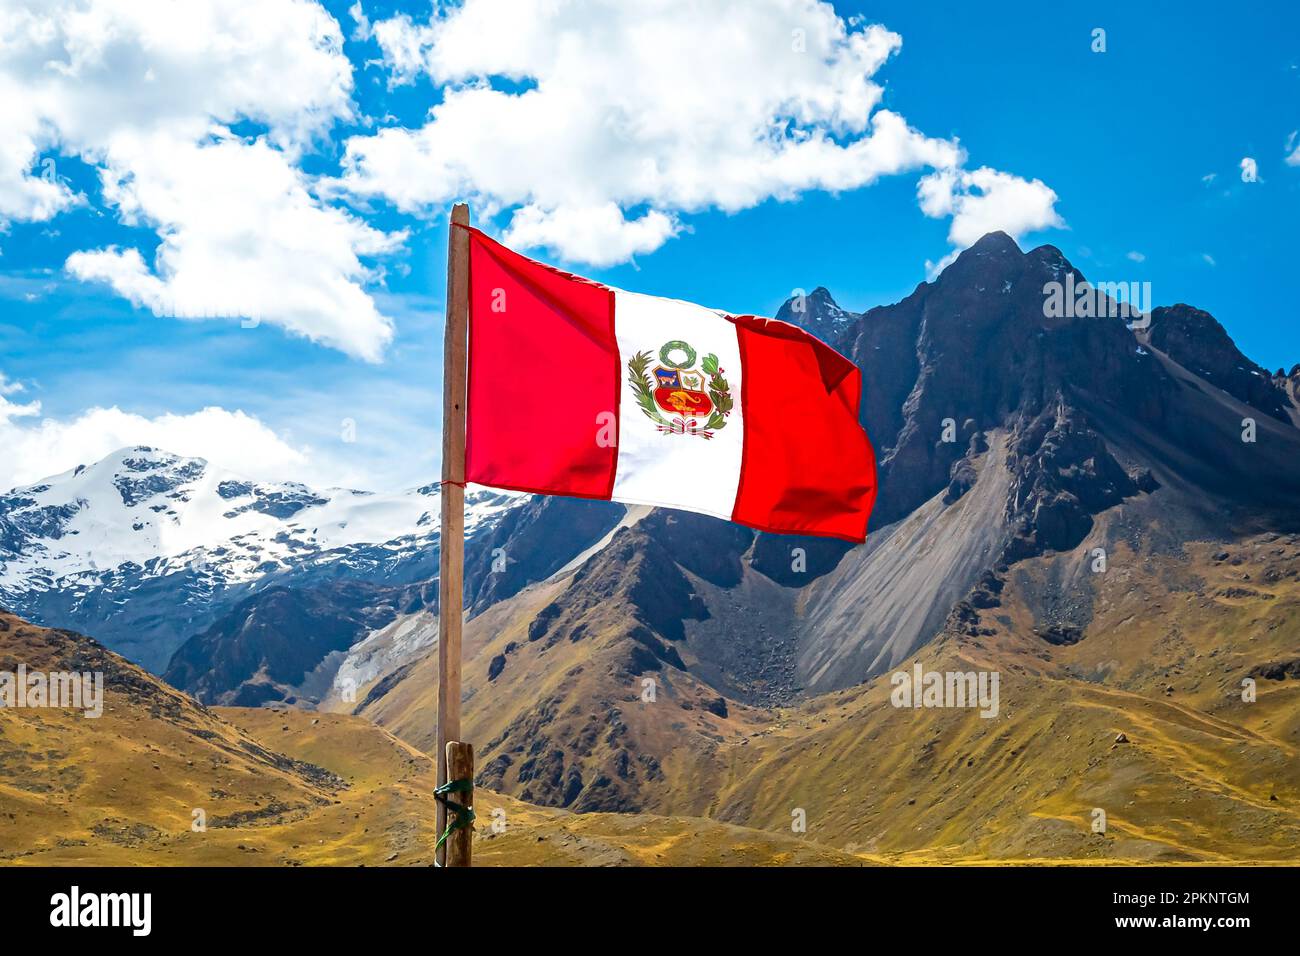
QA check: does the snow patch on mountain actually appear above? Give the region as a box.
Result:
[0,445,518,599]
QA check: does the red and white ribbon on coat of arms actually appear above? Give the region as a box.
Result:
[657,417,713,439]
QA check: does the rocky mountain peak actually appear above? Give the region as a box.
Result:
[774,284,858,347]
[964,229,1022,257]
[833,231,1300,543]
[1273,364,1300,414]
[1147,303,1290,421]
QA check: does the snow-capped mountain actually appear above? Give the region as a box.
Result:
[0,446,521,670]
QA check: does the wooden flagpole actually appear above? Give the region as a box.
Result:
[437,202,472,867]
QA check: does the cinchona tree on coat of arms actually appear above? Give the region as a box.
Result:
[627,340,733,438]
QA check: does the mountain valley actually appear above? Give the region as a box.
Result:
[4,232,1300,864]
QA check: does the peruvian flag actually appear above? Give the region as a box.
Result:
[462,227,877,542]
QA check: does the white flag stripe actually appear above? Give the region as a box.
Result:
[611,290,745,520]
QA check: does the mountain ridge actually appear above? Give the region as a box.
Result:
[5,230,1299,733]
[0,446,523,670]
[5,230,1300,864]
[340,232,1300,835]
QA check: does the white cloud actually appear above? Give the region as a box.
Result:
[348,1,371,41]
[0,372,29,397]
[1202,253,1217,267]
[0,374,308,489]
[918,167,1063,247]
[0,0,1064,334]
[0,0,403,360]
[503,203,679,269]
[1240,156,1258,182]
[1126,250,1146,263]
[0,0,353,153]
[1285,130,1299,167]
[0,93,77,222]
[917,166,1064,275]
[66,131,404,361]
[336,0,1055,267]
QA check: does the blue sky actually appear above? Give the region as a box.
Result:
[2,0,1297,491]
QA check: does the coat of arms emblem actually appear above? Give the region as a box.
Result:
[626,340,733,438]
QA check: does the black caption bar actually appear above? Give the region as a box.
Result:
[0,865,1289,944]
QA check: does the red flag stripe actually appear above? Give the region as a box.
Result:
[730,315,876,542]
[464,227,619,499]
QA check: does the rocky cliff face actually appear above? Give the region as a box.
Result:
[163,580,417,706]
[773,285,857,345]
[832,233,1154,530]
[1272,364,1300,420]
[1001,399,1148,561]
[464,496,625,612]
[1147,304,1290,422]
[767,234,1300,562]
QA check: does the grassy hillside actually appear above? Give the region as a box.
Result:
[4,527,1297,866]
[351,532,780,816]
[353,531,1300,863]
[694,533,1300,862]
[0,611,875,866]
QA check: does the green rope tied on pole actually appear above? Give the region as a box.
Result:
[434,777,476,859]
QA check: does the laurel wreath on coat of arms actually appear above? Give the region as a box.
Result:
[627,340,733,438]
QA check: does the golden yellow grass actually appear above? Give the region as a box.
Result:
[3,532,1298,866]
